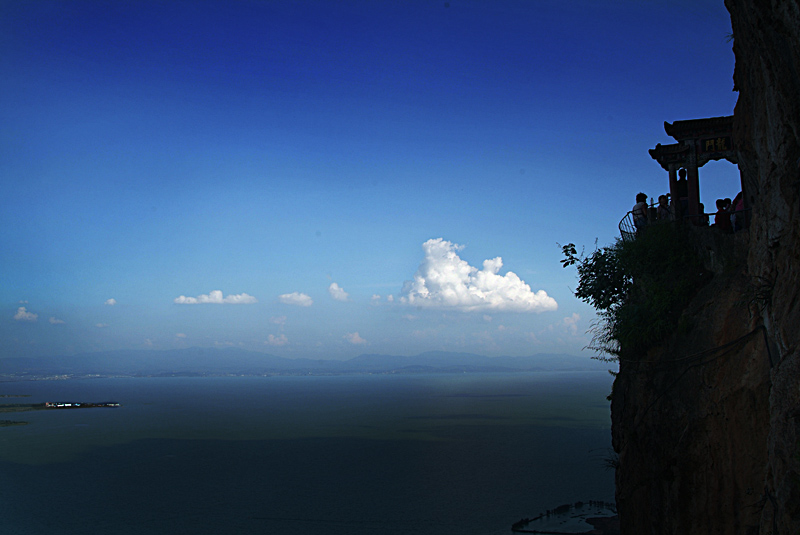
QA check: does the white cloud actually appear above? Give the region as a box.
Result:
[562,313,581,335]
[400,238,558,313]
[105,298,117,306]
[270,316,287,327]
[371,294,381,303]
[328,282,349,302]
[344,332,367,345]
[49,317,65,325]
[386,295,394,302]
[176,333,187,338]
[174,290,257,304]
[278,292,313,307]
[265,334,289,346]
[13,307,37,322]
[96,323,109,328]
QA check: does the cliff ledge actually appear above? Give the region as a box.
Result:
[612,2,800,534]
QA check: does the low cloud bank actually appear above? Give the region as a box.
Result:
[14,306,37,321]
[278,292,313,307]
[345,332,367,344]
[174,290,257,304]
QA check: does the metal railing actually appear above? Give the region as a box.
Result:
[619,211,637,242]
[619,203,662,242]
[620,206,752,242]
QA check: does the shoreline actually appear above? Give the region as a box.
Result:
[512,501,619,535]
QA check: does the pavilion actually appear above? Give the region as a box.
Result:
[649,115,739,222]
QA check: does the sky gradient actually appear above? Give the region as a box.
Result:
[1,0,740,360]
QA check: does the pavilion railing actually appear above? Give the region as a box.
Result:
[619,203,660,242]
[619,211,637,243]
[620,207,752,242]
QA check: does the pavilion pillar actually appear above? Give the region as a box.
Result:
[668,164,679,220]
[687,164,701,224]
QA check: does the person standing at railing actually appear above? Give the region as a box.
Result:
[698,203,710,226]
[657,194,672,221]
[633,192,648,234]
[714,198,733,233]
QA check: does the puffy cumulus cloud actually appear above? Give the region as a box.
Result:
[278,292,313,307]
[386,295,394,302]
[105,298,117,306]
[328,282,349,302]
[265,334,289,346]
[174,290,257,305]
[49,317,65,325]
[400,238,558,313]
[14,307,38,322]
[344,332,367,345]
[563,313,581,335]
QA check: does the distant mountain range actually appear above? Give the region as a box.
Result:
[0,348,611,377]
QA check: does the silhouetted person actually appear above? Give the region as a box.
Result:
[699,203,709,226]
[657,194,672,221]
[633,192,648,234]
[713,199,731,232]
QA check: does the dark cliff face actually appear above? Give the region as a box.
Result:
[727,1,800,532]
[612,2,800,534]
[612,259,773,534]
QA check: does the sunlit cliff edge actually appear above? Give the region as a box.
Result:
[611,2,800,534]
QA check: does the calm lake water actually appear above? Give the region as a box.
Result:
[0,372,615,535]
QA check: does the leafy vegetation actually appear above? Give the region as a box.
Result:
[562,223,710,359]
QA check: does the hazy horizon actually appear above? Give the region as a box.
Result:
[0,346,611,380]
[3,345,595,360]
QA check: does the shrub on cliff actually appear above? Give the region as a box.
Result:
[562,223,710,359]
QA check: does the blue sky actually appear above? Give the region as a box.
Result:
[2,0,739,360]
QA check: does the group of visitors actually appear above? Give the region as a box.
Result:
[631,189,746,235]
[632,192,673,234]
[711,192,745,233]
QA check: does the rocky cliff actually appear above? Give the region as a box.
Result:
[612,2,800,534]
